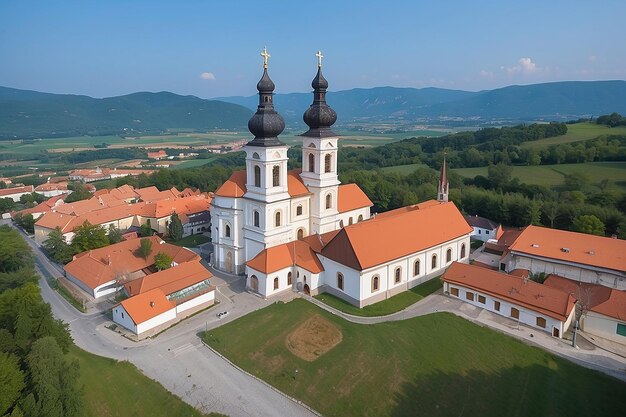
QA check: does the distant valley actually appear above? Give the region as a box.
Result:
[1,80,626,139]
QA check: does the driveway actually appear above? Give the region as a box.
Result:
[16,225,317,417]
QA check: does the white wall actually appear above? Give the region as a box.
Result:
[444,282,570,337]
[175,290,215,314]
[505,253,625,290]
[583,311,626,345]
[337,206,370,228]
[471,226,497,242]
[112,305,137,333]
[136,308,177,335]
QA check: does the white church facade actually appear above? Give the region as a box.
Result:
[210,50,472,307]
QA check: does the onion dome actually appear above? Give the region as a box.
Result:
[247,48,285,147]
[303,54,337,138]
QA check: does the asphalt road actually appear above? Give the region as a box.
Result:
[16,225,317,417]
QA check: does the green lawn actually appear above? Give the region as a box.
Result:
[204,299,626,417]
[68,345,225,417]
[169,234,211,247]
[522,123,626,148]
[453,161,626,192]
[314,277,442,316]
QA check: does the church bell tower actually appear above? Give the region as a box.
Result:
[299,51,341,234]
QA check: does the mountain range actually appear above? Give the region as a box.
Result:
[1,80,626,139]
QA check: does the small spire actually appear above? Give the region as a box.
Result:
[261,46,270,69]
[316,50,324,68]
[437,153,449,202]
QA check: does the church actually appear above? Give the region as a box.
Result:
[210,49,472,307]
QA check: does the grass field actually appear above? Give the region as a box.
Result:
[522,123,626,148]
[169,234,211,247]
[314,278,442,316]
[68,346,223,417]
[453,161,626,192]
[204,299,626,417]
[381,163,430,174]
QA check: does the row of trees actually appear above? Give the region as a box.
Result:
[0,225,83,417]
[596,112,626,127]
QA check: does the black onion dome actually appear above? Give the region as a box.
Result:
[303,66,337,138]
[246,67,285,147]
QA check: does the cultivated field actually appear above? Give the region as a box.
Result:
[453,161,626,191]
[522,123,626,148]
[381,163,430,175]
[204,299,626,417]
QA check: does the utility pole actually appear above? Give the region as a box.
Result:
[572,319,579,348]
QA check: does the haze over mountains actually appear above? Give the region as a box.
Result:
[1,80,626,139]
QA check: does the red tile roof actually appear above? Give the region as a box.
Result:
[247,240,324,274]
[124,260,212,297]
[64,236,199,289]
[322,201,472,270]
[0,185,34,197]
[120,288,175,325]
[337,183,372,213]
[214,169,312,198]
[443,262,576,322]
[509,225,626,273]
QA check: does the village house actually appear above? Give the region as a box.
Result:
[464,214,500,242]
[0,185,34,202]
[443,262,577,338]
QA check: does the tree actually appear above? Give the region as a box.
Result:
[138,220,153,237]
[64,183,92,203]
[487,163,512,189]
[0,180,7,189]
[0,197,15,213]
[70,221,108,253]
[107,225,123,245]
[563,172,589,191]
[14,213,35,234]
[138,238,152,260]
[20,337,82,417]
[0,352,25,416]
[167,212,184,241]
[42,227,74,264]
[153,252,172,271]
[572,215,605,236]
[0,226,33,273]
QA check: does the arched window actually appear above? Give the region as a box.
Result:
[371,275,379,292]
[394,267,401,284]
[325,193,332,209]
[325,154,332,173]
[275,211,281,227]
[297,228,304,239]
[431,254,437,269]
[252,152,260,159]
[254,165,261,187]
[273,277,279,290]
[337,272,344,290]
[308,153,315,172]
[288,272,292,285]
[446,248,452,263]
[272,165,280,187]
[348,217,353,225]
[339,220,344,228]
[296,204,303,216]
[414,259,420,276]
[253,210,260,227]
[460,243,466,259]
[358,214,364,222]
[225,224,231,238]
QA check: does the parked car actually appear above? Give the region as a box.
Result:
[217,311,229,319]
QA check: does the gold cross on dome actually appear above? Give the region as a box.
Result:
[261,46,270,69]
[316,50,324,68]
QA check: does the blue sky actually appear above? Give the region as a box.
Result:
[1,0,624,98]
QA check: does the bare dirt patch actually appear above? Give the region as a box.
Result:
[285,314,342,361]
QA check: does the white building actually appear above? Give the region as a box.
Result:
[211,52,472,308]
[0,185,34,202]
[501,225,626,290]
[464,214,500,242]
[443,262,577,338]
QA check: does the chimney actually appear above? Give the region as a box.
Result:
[107,255,111,266]
[150,301,155,307]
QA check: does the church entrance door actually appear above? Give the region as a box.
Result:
[225,251,233,274]
[303,284,310,295]
[250,275,259,292]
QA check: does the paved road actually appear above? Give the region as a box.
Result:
[16,225,317,417]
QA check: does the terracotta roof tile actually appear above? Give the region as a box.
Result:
[215,169,311,198]
[509,225,626,273]
[443,262,576,322]
[0,185,34,196]
[124,260,212,297]
[119,288,175,324]
[337,183,372,213]
[247,240,324,274]
[322,201,472,270]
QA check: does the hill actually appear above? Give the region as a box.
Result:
[0,87,253,139]
[219,80,626,125]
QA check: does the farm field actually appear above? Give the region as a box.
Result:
[452,161,626,191]
[522,123,626,148]
[68,345,221,417]
[204,298,626,417]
